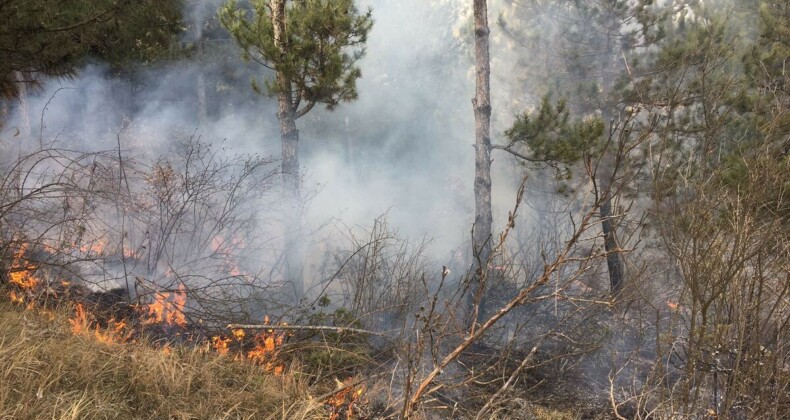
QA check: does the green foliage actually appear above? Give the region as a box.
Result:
[303,304,369,373]
[219,0,373,112]
[500,0,667,197]
[0,0,182,99]
[743,1,790,153]
[648,0,788,195]
[504,95,605,174]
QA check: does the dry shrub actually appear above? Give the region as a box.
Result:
[636,154,790,418]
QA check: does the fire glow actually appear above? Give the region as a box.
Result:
[211,318,286,375]
[143,284,187,327]
[70,303,132,345]
[8,244,39,291]
[326,379,367,420]
[4,251,289,378]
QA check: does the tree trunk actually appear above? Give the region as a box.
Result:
[600,196,623,294]
[196,41,208,126]
[13,71,31,140]
[471,0,493,323]
[280,109,303,301]
[272,0,304,302]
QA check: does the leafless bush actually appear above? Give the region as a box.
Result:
[639,153,790,418]
[315,214,432,329]
[0,146,119,291]
[0,131,288,329]
[102,136,281,324]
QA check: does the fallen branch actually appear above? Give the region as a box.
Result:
[226,323,389,338]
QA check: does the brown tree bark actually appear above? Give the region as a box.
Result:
[272,0,304,301]
[196,41,208,126]
[471,0,493,322]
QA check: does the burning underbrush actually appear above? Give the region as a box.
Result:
[0,299,332,418]
[0,245,376,419]
[3,242,285,367]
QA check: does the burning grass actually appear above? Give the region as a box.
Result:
[0,300,359,419]
[0,249,376,418]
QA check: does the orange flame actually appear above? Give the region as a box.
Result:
[94,318,130,344]
[208,318,285,374]
[70,304,132,345]
[143,284,187,327]
[326,379,367,420]
[8,291,24,304]
[78,238,109,256]
[8,244,39,290]
[232,328,246,341]
[245,316,285,373]
[121,247,138,260]
[9,269,39,289]
[212,336,232,356]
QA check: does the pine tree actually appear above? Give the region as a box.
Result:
[499,0,667,295]
[220,0,373,301]
[470,0,494,323]
[0,0,182,100]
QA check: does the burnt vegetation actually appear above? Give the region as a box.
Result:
[1,0,789,419]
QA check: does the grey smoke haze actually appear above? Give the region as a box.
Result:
[3,0,538,283]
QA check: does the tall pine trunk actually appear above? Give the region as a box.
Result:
[196,41,208,126]
[471,0,493,322]
[272,0,304,301]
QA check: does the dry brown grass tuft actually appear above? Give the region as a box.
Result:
[0,302,332,419]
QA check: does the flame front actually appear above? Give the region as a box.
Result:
[143,284,187,327]
[209,319,285,374]
[8,244,39,290]
[70,304,131,345]
[8,291,24,304]
[70,304,89,335]
[7,244,42,304]
[326,379,367,420]
[212,336,232,356]
[245,317,285,374]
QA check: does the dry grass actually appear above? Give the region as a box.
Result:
[0,301,332,420]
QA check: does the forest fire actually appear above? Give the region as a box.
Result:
[326,379,367,420]
[5,244,44,308]
[142,284,187,327]
[8,291,23,304]
[70,303,132,345]
[3,250,289,377]
[212,335,232,356]
[210,319,286,375]
[77,238,108,256]
[8,245,39,291]
[245,327,285,374]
